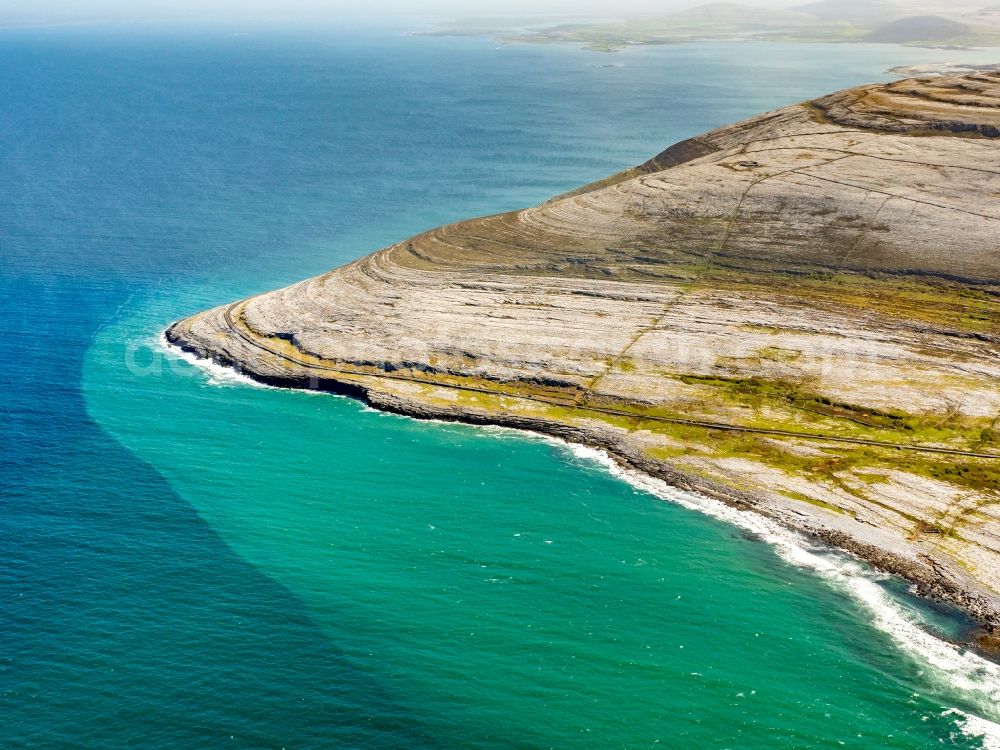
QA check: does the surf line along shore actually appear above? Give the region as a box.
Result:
[167,72,1000,650]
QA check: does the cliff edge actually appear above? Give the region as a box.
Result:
[168,73,1000,640]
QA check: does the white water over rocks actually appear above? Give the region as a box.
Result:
[562,442,1000,747]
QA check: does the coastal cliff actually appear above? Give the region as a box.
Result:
[168,73,1000,639]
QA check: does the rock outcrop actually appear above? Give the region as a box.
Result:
[168,73,1000,639]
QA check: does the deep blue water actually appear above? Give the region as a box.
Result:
[3,24,1000,748]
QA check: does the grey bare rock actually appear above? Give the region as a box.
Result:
[168,73,1000,645]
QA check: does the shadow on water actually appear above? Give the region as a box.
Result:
[0,278,439,748]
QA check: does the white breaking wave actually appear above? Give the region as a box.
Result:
[158,334,273,388]
[560,442,1000,747]
[158,333,330,396]
[947,710,1000,750]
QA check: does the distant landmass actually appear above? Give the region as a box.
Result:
[890,60,1000,75]
[168,73,1000,648]
[417,1,1000,50]
[864,15,970,43]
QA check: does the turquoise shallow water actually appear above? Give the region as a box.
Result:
[4,23,1000,748]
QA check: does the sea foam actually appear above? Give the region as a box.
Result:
[560,442,1000,746]
[159,334,331,396]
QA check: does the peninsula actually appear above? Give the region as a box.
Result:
[169,73,1000,644]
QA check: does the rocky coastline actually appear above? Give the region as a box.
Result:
[167,72,1000,648]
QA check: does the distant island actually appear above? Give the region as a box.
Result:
[168,72,1000,651]
[416,1,1000,51]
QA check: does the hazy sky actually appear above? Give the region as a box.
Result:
[2,0,986,26]
[1,0,797,25]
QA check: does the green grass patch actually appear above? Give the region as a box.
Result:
[779,490,847,515]
[704,268,1000,334]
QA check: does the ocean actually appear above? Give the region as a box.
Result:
[2,21,1000,748]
